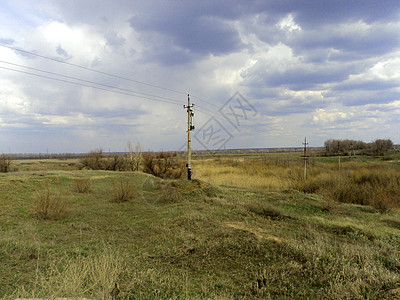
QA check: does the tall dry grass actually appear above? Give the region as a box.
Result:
[12,246,126,299]
[194,157,400,211]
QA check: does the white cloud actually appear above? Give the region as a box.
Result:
[312,108,355,125]
[277,14,302,32]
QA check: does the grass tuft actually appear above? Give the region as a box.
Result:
[74,178,92,193]
[245,202,285,220]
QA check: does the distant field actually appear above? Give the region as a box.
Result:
[1,154,400,298]
[193,151,400,208]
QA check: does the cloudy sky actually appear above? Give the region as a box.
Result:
[1,0,400,153]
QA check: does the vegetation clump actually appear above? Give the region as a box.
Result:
[112,179,135,202]
[142,151,186,179]
[74,178,92,193]
[80,148,185,179]
[0,154,12,172]
[34,185,68,220]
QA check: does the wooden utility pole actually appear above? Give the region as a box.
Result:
[302,137,308,180]
[184,94,195,180]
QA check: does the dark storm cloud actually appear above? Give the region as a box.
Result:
[259,0,400,27]
[130,14,243,56]
[290,23,400,61]
[334,79,400,92]
[128,2,246,65]
[325,89,400,106]
[241,59,360,91]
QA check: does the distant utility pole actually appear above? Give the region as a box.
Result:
[302,137,309,180]
[184,94,195,180]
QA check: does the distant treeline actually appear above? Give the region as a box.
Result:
[324,139,394,156]
[5,153,79,160]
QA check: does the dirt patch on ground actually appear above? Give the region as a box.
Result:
[225,221,283,243]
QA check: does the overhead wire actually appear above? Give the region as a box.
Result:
[0,63,269,136]
[1,43,274,139]
[0,43,220,110]
[0,60,184,105]
[0,65,183,106]
[0,43,186,95]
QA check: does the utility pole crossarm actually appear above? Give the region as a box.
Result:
[183,94,195,180]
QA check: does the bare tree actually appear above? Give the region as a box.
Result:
[127,141,143,171]
[134,142,143,171]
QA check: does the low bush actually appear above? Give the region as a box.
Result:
[34,186,68,220]
[104,154,129,171]
[80,149,106,170]
[371,188,394,214]
[0,154,12,172]
[142,152,185,179]
[81,148,184,178]
[112,180,135,202]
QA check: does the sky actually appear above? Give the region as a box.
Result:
[1,0,400,153]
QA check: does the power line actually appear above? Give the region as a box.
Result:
[0,66,183,106]
[0,44,229,110]
[1,44,275,139]
[0,60,184,105]
[0,44,224,109]
[0,43,187,95]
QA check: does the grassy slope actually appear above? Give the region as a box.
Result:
[0,161,400,299]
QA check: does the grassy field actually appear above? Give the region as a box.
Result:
[1,155,400,299]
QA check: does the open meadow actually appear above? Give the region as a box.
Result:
[1,152,400,299]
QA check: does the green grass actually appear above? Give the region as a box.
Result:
[1,159,400,299]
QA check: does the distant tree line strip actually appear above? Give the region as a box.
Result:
[324,139,394,156]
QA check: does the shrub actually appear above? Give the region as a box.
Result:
[34,186,68,220]
[74,178,92,193]
[371,188,394,214]
[142,152,185,179]
[0,154,12,172]
[141,152,155,175]
[105,154,127,171]
[80,149,105,170]
[112,180,134,202]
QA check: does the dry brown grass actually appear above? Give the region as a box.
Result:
[193,158,294,190]
[193,156,400,211]
[13,246,125,299]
